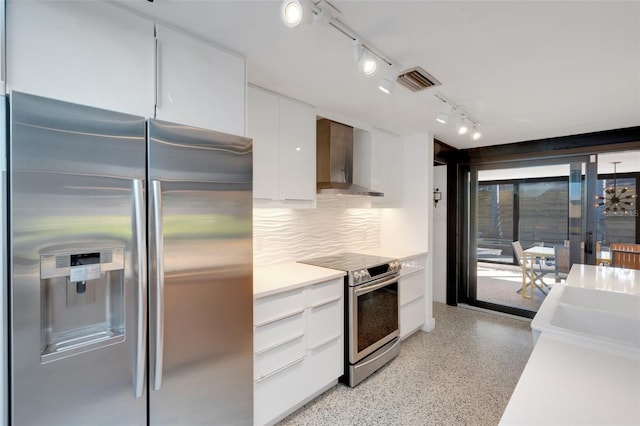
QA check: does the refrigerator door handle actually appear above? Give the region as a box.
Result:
[133,179,147,399]
[152,180,165,391]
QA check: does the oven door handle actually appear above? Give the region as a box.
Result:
[354,276,399,296]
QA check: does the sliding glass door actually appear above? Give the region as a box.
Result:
[465,156,596,317]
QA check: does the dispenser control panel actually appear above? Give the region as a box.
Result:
[40,248,125,280]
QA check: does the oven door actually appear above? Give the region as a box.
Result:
[349,275,400,364]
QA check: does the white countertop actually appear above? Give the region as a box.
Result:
[509,264,640,425]
[566,264,639,295]
[500,333,640,426]
[254,262,345,299]
[253,248,426,298]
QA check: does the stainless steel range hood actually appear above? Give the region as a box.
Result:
[316,118,384,197]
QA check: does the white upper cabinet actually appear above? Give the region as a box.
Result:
[155,25,245,136]
[248,86,316,205]
[6,1,155,117]
[278,96,316,201]
[354,128,403,207]
[248,86,280,200]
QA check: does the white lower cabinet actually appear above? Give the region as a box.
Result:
[253,278,344,425]
[254,357,306,426]
[399,259,426,339]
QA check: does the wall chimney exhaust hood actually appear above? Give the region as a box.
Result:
[316,118,384,197]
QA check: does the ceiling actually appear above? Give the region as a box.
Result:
[115,0,640,150]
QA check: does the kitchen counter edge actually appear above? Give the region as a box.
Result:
[254,262,346,299]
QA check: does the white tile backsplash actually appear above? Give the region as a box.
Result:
[253,198,381,267]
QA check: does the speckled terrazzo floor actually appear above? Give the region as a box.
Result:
[277,302,534,426]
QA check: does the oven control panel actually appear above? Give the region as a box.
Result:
[351,260,401,285]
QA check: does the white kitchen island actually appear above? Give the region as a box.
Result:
[500,265,640,425]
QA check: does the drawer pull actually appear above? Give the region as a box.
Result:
[310,296,342,309]
[308,334,341,351]
[255,333,305,356]
[255,356,305,383]
[254,308,304,328]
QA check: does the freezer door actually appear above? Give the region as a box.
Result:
[148,119,253,425]
[9,92,147,425]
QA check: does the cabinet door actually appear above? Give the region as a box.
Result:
[278,96,316,201]
[400,271,426,339]
[254,357,306,426]
[247,86,280,200]
[155,25,245,135]
[6,1,154,117]
[307,336,342,396]
[371,129,403,207]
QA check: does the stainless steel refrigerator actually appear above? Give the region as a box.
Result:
[8,91,253,425]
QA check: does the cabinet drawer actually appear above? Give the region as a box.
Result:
[307,298,343,349]
[254,311,305,354]
[254,356,306,426]
[306,335,342,395]
[308,278,343,306]
[255,334,306,381]
[400,272,425,305]
[400,296,425,339]
[254,288,305,326]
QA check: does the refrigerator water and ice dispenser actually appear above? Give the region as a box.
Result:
[39,247,126,363]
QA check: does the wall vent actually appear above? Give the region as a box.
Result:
[396,66,441,92]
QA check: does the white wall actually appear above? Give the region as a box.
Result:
[432,165,448,304]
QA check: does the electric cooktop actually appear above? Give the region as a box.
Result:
[298,252,397,272]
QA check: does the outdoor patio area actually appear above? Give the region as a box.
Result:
[476,262,558,312]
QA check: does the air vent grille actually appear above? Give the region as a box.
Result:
[396,67,441,92]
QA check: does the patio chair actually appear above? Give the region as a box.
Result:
[512,241,554,296]
[554,246,570,282]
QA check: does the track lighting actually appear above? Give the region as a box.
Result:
[378,66,397,94]
[433,92,482,142]
[313,3,334,25]
[436,104,452,124]
[280,0,398,94]
[457,117,469,135]
[280,0,303,28]
[353,40,378,76]
[472,125,482,140]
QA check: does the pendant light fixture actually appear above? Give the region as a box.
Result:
[595,161,638,216]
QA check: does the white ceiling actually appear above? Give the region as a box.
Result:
[115,0,640,150]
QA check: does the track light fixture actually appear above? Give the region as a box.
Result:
[472,124,482,140]
[280,0,397,93]
[436,104,452,124]
[280,0,303,28]
[353,40,378,76]
[378,66,397,94]
[457,117,469,135]
[433,92,482,142]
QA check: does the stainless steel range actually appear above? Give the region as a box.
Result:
[298,252,401,387]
